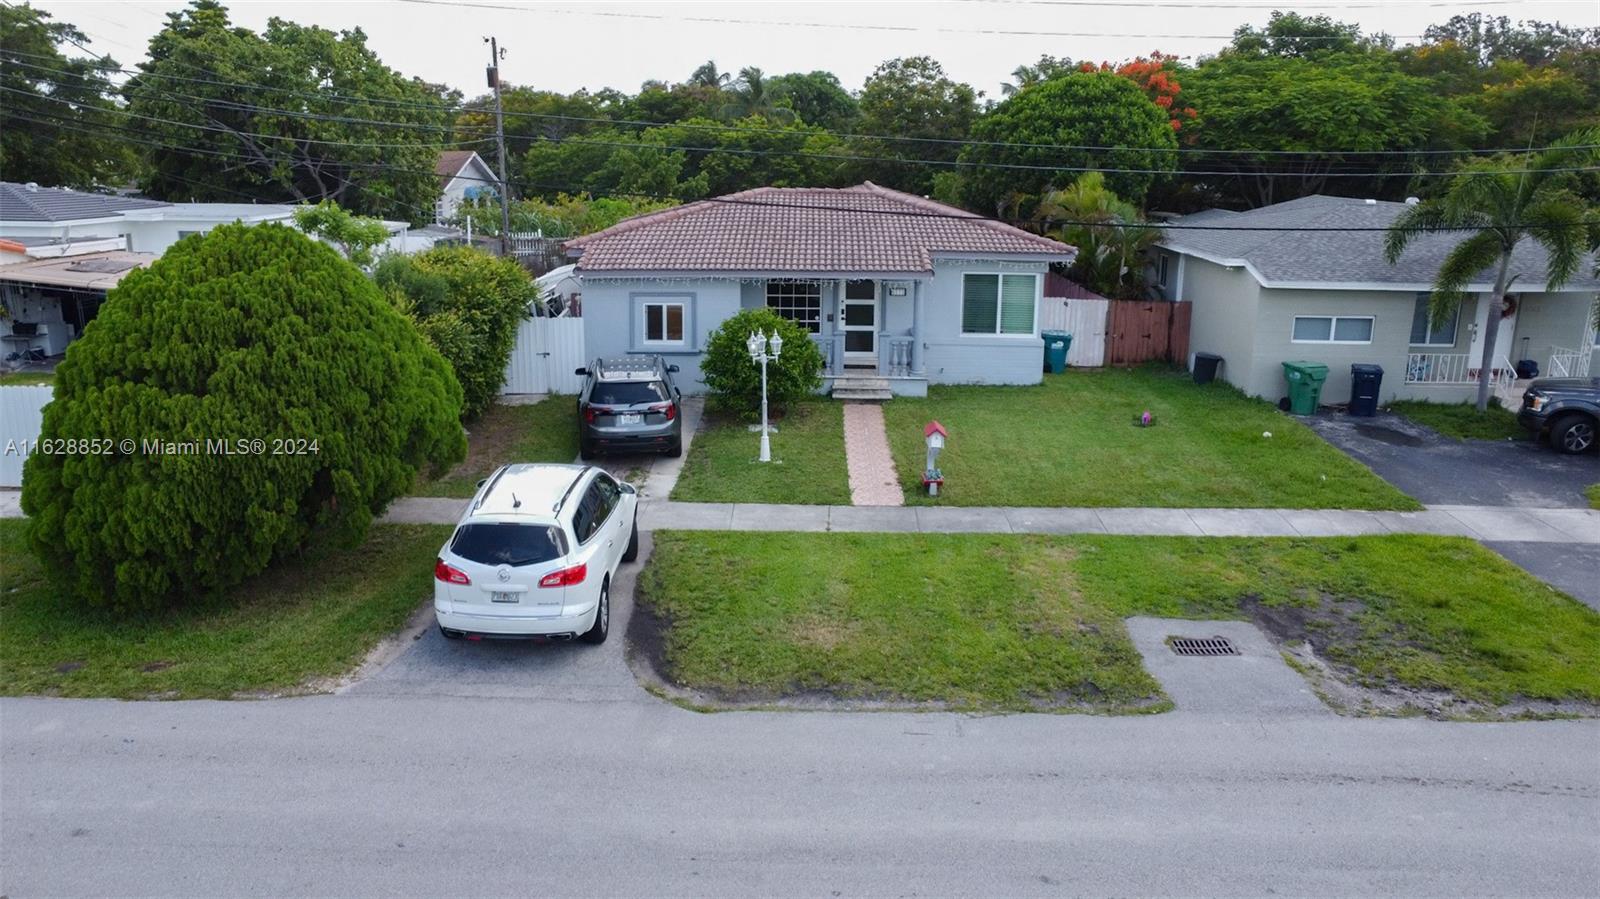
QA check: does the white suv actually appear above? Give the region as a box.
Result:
[433,464,639,642]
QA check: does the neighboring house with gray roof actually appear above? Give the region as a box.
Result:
[564,182,1076,398]
[1151,195,1599,406]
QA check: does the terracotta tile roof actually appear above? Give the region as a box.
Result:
[565,183,1075,274]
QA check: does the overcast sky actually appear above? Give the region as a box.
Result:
[33,0,1600,100]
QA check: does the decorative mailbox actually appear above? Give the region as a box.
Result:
[922,420,948,496]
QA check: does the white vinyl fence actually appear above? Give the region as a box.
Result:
[1038,296,1109,368]
[502,316,586,395]
[0,384,53,487]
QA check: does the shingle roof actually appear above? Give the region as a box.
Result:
[1162,194,1600,290]
[0,182,169,223]
[435,150,483,185]
[565,183,1075,274]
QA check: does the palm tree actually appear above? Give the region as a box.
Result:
[687,61,730,89]
[1037,172,1162,299]
[722,67,796,123]
[1385,127,1600,413]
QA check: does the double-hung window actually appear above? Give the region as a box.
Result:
[961,273,1037,336]
[1291,315,1373,344]
[765,281,822,333]
[1408,294,1458,347]
[641,299,686,347]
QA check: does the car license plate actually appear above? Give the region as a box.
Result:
[618,413,642,425]
[490,591,519,603]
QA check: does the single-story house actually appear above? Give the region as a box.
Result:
[1,181,412,260]
[434,150,499,225]
[562,182,1076,399]
[1151,195,1599,406]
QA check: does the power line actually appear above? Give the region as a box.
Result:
[16,73,1598,181]
[10,50,1600,161]
[16,108,1588,237]
[390,0,1434,41]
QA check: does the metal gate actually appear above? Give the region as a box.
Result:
[502,316,586,395]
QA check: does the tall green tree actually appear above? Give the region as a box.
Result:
[1183,52,1486,207]
[1001,54,1076,96]
[0,3,138,188]
[767,71,858,131]
[1385,128,1600,412]
[852,56,978,195]
[126,0,454,223]
[958,71,1177,214]
[1227,11,1377,58]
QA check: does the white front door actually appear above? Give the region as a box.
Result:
[1469,292,1518,367]
[842,279,878,366]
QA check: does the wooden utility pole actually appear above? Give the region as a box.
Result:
[485,36,513,258]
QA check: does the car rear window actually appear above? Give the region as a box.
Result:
[450,523,565,566]
[592,380,667,405]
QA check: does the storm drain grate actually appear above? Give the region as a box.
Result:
[1168,636,1240,657]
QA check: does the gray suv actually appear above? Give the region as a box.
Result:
[1518,377,1598,455]
[575,356,684,459]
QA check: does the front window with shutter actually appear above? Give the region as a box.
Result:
[961,273,1037,335]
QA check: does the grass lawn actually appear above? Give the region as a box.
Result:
[414,398,579,497]
[0,371,54,386]
[1589,484,1600,510]
[0,519,451,699]
[638,531,1600,713]
[1389,399,1527,441]
[671,401,850,505]
[881,367,1418,510]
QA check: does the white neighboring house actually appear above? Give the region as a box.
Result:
[434,150,499,225]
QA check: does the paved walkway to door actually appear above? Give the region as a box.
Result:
[842,402,904,507]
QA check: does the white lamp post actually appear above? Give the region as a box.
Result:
[746,329,782,462]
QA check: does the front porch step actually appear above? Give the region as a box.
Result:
[833,388,894,402]
[832,376,890,390]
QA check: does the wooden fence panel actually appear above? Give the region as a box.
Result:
[502,316,586,395]
[1106,301,1192,366]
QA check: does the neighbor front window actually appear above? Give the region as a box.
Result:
[961,273,1036,335]
[766,280,822,333]
[1157,255,1170,288]
[642,300,685,345]
[1409,294,1459,347]
[1292,315,1373,344]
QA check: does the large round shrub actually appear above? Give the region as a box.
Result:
[19,224,466,611]
[373,246,532,418]
[700,308,824,415]
[959,71,1178,211]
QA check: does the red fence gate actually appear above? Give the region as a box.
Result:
[1105,300,1191,366]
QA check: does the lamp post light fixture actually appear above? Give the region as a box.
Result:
[747,330,783,462]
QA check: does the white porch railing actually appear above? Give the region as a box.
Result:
[1549,346,1593,379]
[1405,352,1517,391]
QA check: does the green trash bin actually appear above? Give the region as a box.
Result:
[1281,361,1330,415]
[1042,330,1072,374]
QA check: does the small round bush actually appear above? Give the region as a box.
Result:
[700,307,824,415]
[20,224,467,612]
[374,246,532,419]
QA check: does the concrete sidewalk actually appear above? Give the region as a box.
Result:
[375,494,1600,542]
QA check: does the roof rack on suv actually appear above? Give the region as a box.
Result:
[473,465,511,510]
[552,465,590,514]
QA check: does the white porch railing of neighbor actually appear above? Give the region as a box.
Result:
[1548,346,1593,379]
[1405,352,1517,391]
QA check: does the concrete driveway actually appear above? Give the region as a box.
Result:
[1306,411,1596,509]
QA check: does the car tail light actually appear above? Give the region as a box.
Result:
[652,402,677,421]
[434,559,471,585]
[538,563,587,588]
[583,406,597,424]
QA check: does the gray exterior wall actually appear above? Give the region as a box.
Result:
[1512,291,1597,375]
[920,258,1047,386]
[579,277,743,393]
[1180,256,1260,392]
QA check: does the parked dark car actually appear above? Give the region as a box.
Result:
[575,356,683,459]
[1517,377,1599,455]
